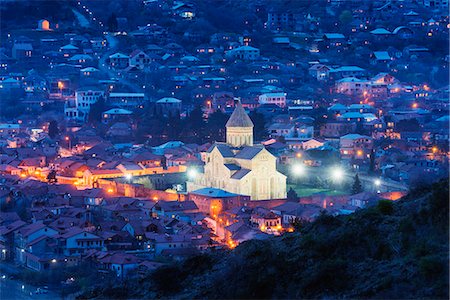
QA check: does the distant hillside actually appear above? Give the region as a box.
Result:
[83,179,449,299]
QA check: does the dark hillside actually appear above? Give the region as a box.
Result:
[82,179,449,299]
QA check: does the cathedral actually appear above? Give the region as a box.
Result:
[187,101,287,200]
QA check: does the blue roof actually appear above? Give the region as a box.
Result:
[190,187,238,198]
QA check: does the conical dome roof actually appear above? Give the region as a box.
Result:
[226,100,254,128]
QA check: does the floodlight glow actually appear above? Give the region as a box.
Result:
[187,168,198,179]
[291,164,305,176]
[374,179,381,186]
[330,167,344,181]
[125,174,132,180]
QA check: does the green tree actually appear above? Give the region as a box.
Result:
[48,120,59,139]
[47,170,58,184]
[249,110,267,141]
[339,10,353,25]
[287,187,298,202]
[88,97,106,123]
[352,174,363,194]
[368,149,376,174]
[107,13,118,32]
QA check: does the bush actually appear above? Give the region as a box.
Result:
[377,200,394,215]
[419,255,443,279]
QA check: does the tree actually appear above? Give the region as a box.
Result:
[368,149,376,174]
[287,187,299,202]
[88,97,106,123]
[339,10,353,25]
[47,170,57,184]
[107,13,118,32]
[352,174,363,194]
[48,120,59,139]
[249,110,267,141]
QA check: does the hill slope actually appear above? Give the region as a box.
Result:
[85,179,449,299]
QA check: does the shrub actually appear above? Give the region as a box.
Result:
[377,200,394,215]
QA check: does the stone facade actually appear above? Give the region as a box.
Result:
[187,101,286,200]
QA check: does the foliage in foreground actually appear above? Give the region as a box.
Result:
[82,179,449,299]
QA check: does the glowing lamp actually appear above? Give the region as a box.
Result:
[291,164,305,176]
[187,168,198,179]
[330,166,344,182]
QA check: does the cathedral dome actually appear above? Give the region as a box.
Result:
[226,100,254,128]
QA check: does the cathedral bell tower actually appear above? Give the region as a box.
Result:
[226,99,254,147]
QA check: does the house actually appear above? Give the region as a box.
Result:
[129,50,150,69]
[320,121,357,139]
[60,228,105,256]
[189,188,249,217]
[309,64,331,80]
[371,51,392,65]
[12,42,33,60]
[268,123,295,138]
[37,19,51,31]
[14,222,58,264]
[64,87,105,122]
[152,201,199,218]
[322,33,346,47]
[330,66,366,78]
[109,53,130,68]
[339,134,373,160]
[156,97,182,116]
[258,92,287,107]
[301,138,325,150]
[59,44,79,58]
[145,233,194,255]
[102,108,133,124]
[250,207,282,234]
[226,46,260,61]
[108,93,145,109]
[271,202,322,224]
[98,252,140,278]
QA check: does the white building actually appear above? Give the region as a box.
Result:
[187,100,286,200]
[226,46,260,61]
[258,92,287,107]
[108,92,145,109]
[65,88,105,122]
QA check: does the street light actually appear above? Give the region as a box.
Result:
[187,168,198,180]
[330,166,344,182]
[374,179,381,186]
[291,163,305,177]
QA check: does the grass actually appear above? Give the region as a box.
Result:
[287,184,347,197]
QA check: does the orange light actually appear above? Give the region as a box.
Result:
[296,153,302,158]
[276,225,282,231]
[357,150,363,156]
[260,225,266,232]
[152,196,158,201]
[20,173,26,178]
[423,84,430,91]
[412,103,418,109]
[107,188,113,193]
[287,228,294,233]
[228,240,236,249]
[73,181,79,186]
[58,81,64,89]
[432,146,438,153]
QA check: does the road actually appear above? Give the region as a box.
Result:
[74,2,143,94]
[71,9,90,28]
